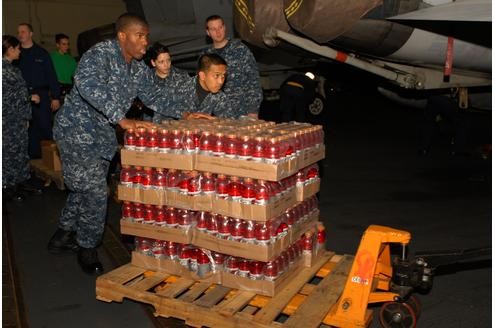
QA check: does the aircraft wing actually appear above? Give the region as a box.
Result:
[387,0,491,47]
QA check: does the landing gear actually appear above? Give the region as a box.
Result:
[379,300,418,328]
[308,94,325,116]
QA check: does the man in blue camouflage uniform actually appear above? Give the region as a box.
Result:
[47,14,176,274]
[155,53,238,119]
[203,15,262,118]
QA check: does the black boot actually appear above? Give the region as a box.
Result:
[47,228,79,254]
[19,177,44,195]
[77,247,103,275]
[3,186,25,202]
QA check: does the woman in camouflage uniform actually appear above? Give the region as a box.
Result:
[2,35,40,201]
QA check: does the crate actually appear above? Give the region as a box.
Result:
[96,252,360,328]
[30,159,65,190]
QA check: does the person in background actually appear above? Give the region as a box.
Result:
[46,14,180,275]
[50,33,77,99]
[279,72,317,122]
[418,89,468,157]
[140,42,189,123]
[2,35,41,202]
[17,23,61,159]
[203,14,262,118]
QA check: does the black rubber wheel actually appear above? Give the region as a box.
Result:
[308,94,325,116]
[379,301,417,328]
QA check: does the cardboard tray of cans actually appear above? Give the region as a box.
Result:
[296,178,320,202]
[130,249,327,297]
[120,146,325,182]
[120,216,320,262]
[118,180,319,221]
[191,217,320,262]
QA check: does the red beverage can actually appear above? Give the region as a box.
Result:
[238,135,253,160]
[154,205,166,226]
[124,128,136,150]
[249,261,264,280]
[120,165,134,187]
[158,128,170,153]
[238,259,250,277]
[196,211,209,232]
[166,207,178,227]
[122,201,133,220]
[135,127,147,151]
[146,128,158,151]
[201,172,216,194]
[132,202,144,223]
[143,204,155,224]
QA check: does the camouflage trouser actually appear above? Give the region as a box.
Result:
[2,126,30,188]
[57,141,110,248]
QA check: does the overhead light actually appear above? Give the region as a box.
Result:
[305,72,315,80]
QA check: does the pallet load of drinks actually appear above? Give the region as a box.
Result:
[118,118,326,296]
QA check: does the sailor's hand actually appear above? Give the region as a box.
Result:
[31,94,40,104]
[51,99,61,112]
[118,118,156,130]
[183,112,214,120]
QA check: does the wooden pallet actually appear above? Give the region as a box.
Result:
[96,251,356,328]
[30,159,64,190]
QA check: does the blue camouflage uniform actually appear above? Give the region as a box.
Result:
[143,66,190,123]
[204,39,262,116]
[18,43,61,158]
[53,39,173,248]
[2,58,32,188]
[155,74,239,119]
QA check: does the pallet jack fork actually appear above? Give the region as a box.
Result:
[326,225,412,328]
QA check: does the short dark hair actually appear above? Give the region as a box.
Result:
[2,35,20,55]
[115,13,148,33]
[198,53,227,73]
[148,42,170,61]
[55,33,69,43]
[205,15,224,29]
[144,42,170,67]
[18,23,33,32]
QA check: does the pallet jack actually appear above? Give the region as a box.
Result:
[324,225,490,328]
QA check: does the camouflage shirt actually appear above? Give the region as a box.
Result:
[155,74,237,119]
[53,39,174,160]
[204,39,262,116]
[2,58,32,187]
[148,66,190,123]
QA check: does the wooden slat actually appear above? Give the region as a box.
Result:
[98,263,146,285]
[178,282,211,302]
[253,252,334,325]
[241,305,259,315]
[194,285,232,308]
[283,255,354,328]
[156,277,195,298]
[129,272,169,292]
[217,291,257,316]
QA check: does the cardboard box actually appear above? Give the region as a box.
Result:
[220,257,305,296]
[131,250,311,296]
[41,140,62,171]
[296,179,320,202]
[297,145,325,170]
[121,219,192,244]
[195,154,296,181]
[131,251,221,284]
[121,149,195,170]
[117,184,299,222]
[191,217,319,261]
